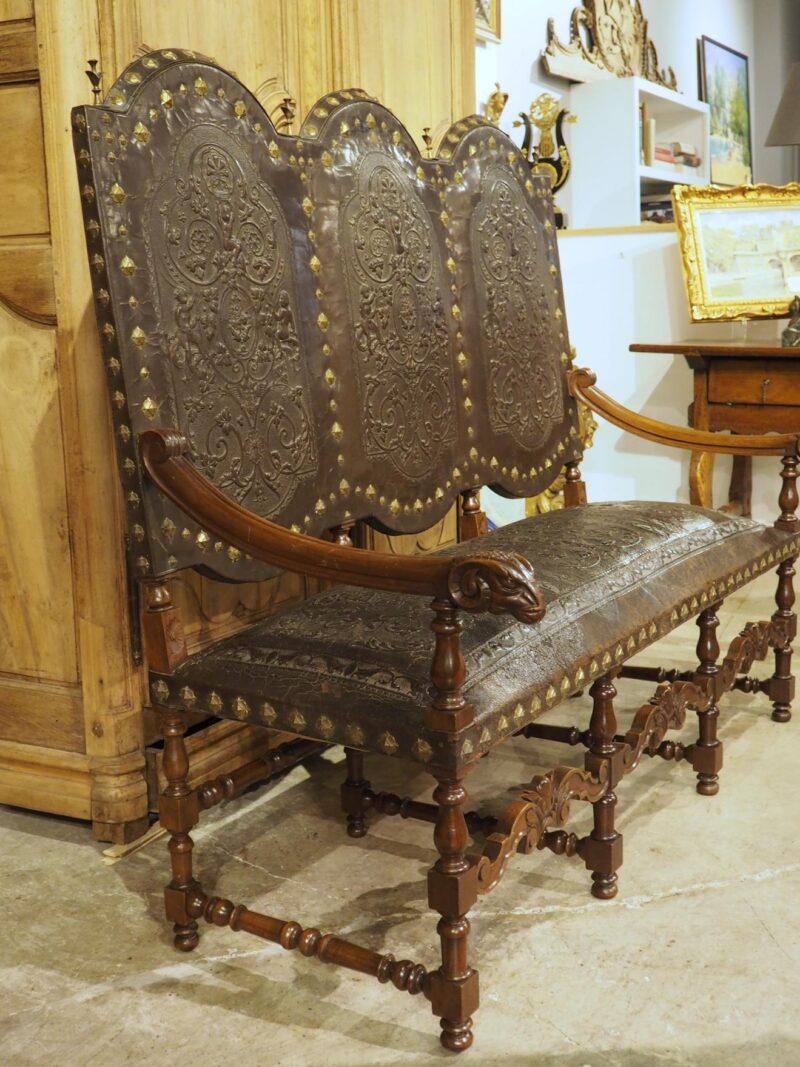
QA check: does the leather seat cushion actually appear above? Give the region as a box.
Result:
[152,502,799,770]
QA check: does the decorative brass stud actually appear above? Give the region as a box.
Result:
[141,397,157,419]
[545,685,557,706]
[179,686,197,708]
[260,702,277,725]
[289,709,306,731]
[378,731,398,755]
[233,696,250,720]
[118,425,131,442]
[120,255,135,276]
[331,421,343,440]
[194,77,207,96]
[317,312,329,332]
[109,91,124,107]
[461,738,474,757]
[133,122,150,143]
[152,679,170,703]
[345,723,365,747]
[316,715,334,739]
[309,255,321,273]
[161,517,176,540]
[479,726,491,745]
[160,89,173,109]
[131,326,146,347]
[302,196,313,216]
[195,530,209,551]
[412,738,433,762]
[208,692,223,713]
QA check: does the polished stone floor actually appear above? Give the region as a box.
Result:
[2,570,800,1066]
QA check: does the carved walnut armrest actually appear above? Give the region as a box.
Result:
[139,429,545,623]
[569,367,800,458]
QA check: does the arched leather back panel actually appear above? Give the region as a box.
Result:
[73,49,581,581]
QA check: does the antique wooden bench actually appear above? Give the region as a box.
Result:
[73,49,799,1053]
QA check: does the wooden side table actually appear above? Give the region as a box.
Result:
[630,341,800,516]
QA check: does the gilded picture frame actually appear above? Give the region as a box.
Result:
[475,0,501,43]
[672,182,800,322]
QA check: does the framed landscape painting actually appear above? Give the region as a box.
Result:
[699,36,753,186]
[672,183,800,321]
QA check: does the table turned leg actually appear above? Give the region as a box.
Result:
[689,450,714,509]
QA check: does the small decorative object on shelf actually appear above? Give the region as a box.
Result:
[475,0,501,43]
[672,182,800,321]
[483,82,508,125]
[543,0,677,90]
[783,296,800,347]
[514,93,576,229]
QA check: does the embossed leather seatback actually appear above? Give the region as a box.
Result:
[73,50,582,582]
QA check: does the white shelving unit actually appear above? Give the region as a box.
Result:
[559,76,710,230]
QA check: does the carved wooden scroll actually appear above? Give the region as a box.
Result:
[542,1,677,90]
[474,763,607,894]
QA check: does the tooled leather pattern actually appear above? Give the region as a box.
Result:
[150,125,316,513]
[341,152,455,479]
[175,503,766,708]
[471,166,564,449]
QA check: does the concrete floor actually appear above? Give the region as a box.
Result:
[2,570,800,1066]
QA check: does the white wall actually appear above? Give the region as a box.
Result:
[479,0,800,527]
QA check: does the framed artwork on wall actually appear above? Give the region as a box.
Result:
[698,36,753,186]
[475,0,500,43]
[672,183,800,321]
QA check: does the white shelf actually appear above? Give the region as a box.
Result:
[639,163,706,185]
[559,76,710,229]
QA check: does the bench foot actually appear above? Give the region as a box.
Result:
[341,747,370,838]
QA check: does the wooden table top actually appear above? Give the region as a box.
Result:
[630,340,796,358]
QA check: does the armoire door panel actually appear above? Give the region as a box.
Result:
[0,304,78,683]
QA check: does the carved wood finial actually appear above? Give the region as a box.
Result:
[85,59,102,103]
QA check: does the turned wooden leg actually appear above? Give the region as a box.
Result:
[583,674,623,900]
[427,777,479,1053]
[340,747,370,838]
[693,603,723,796]
[770,557,797,723]
[160,710,200,952]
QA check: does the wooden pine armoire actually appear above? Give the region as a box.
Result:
[0,0,475,841]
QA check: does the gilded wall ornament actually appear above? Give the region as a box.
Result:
[542,0,677,90]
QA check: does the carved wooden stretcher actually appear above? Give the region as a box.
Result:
[73,49,799,1053]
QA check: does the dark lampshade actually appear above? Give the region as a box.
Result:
[766,62,800,146]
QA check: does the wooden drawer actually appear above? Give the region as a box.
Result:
[708,359,800,407]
